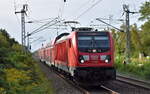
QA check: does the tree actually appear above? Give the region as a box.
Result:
[139,1,150,56]
[111,28,126,56]
[0,29,10,40]
[140,21,150,56]
[0,32,10,48]
[139,1,150,21]
[130,24,144,58]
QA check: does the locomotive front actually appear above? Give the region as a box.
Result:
[73,31,116,85]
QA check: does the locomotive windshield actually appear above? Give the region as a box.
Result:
[77,32,110,53]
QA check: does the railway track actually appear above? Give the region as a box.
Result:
[51,66,119,94]
[34,56,150,94]
[100,85,119,94]
[50,67,90,94]
[40,61,119,94]
[116,74,150,90]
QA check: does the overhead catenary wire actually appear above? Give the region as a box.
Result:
[14,0,21,25]
[28,18,65,36]
[30,37,44,44]
[75,0,103,20]
[56,0,67,35]
[73,0,93,14]
[60,1,65,18]
[58,0,62,17]
[29,18,58,35]
[96,18,124,32]
[132,0,137,12]
[26,17,57,23]
[121,0,125,5]
[33,20,62,34]
[13,0,18,9]
[58,0,66,19]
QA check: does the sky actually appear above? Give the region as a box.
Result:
[0,0,148,51]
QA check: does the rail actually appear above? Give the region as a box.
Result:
[101,85,119,94]
[116,74,150,90]
[52,66,120,94]
[52,68,90,94]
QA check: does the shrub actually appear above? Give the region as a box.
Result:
[0,29,54,94]
[115,57,150,80]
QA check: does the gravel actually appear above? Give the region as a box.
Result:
[37,61,83,94]
[105,80,150,94]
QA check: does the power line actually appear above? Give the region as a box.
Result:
[73,0,93,14]
[28,18,65,36]
[132,0,137,12]
[26,17,56,23]
[58,0,66,18]
[96,18,124,32]
[75,0,103,20]
[13,0,17,11]
[29,18,58,35]
[121,0,125,5]
[14,0,21,25]
[26,18,64,50]
[32,21,61,35]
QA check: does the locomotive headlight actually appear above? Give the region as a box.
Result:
[79,55,89,64]
[100,55,111,63]
[105,59,109,63]
[79,55,85,64]
[80,59,85,63]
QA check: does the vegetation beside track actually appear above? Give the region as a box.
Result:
[115,56,150,80]
[0,29,54,94]
[113,1,150,81]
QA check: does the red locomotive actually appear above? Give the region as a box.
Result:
[38,27,116,85]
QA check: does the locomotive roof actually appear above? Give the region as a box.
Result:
[72,27,93,31]
[54,32,70,43]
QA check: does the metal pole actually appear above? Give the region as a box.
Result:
[108,15,113,31]
[15,4,27,46]
[123,4,131,64]
[21,9,26,46]
[27,32,30,50]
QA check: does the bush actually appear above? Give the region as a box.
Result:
[115,57,150,80]
[0,29,54,94]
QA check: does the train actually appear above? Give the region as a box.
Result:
[38,27,116,86]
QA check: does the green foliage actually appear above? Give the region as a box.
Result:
[0,32,10,48]
[112,23,150,57]
[111,29,126,57]
[113,1,150,57]
[140,21,150,56]
[114,23,150,79]
[139,1,150,21]
[12,44,23,52]
[0,29,54,94]
[138,1,150,56]
[112,4,150,78]
[115,57,150,80]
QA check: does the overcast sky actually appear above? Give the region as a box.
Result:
[0,0,148,51]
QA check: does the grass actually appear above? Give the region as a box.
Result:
[115,55,150,80]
